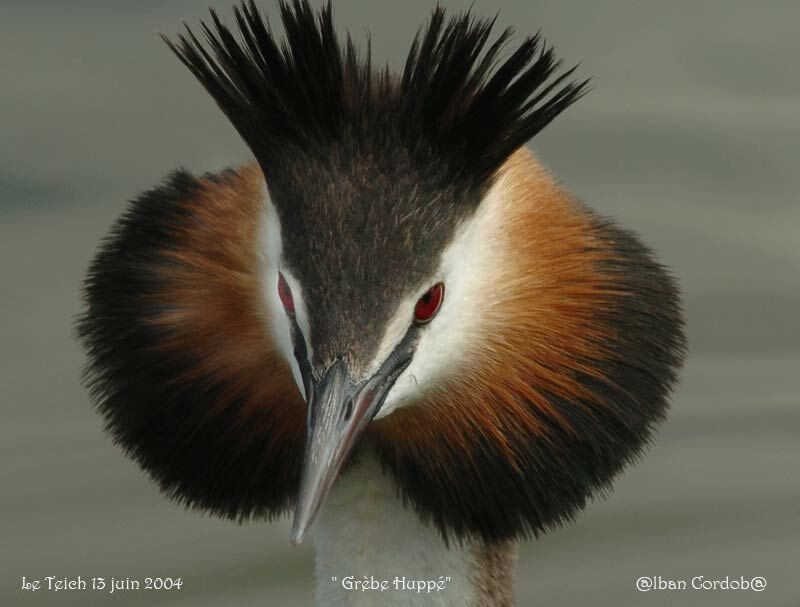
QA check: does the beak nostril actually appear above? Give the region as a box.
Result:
[342,397,354,423]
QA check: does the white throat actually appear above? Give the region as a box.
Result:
[311,453,517,607]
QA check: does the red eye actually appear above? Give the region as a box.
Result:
[277,272,295,314]
[413,282,444,324]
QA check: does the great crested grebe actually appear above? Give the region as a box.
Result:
[79,2,686,605]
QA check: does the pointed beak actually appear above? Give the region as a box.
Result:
[290,356,410,545]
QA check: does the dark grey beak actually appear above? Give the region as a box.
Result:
[290,355,410,545]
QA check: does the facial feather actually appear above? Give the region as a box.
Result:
[371,149,686,542]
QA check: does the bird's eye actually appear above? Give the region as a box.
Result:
[413,282,444,325]
[278,272,295,314]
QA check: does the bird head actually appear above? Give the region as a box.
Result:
[79,0,685,547]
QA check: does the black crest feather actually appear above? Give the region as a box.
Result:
[164,0,588,190]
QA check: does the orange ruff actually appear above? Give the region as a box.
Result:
[145,166,304,442]
[373,149,633,470]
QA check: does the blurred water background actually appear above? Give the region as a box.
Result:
[2,1,798,605]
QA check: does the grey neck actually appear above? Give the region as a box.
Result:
[310,454,517,607]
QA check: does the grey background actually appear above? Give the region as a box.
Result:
[2,1,798,605]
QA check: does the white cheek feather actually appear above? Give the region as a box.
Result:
[375,178,507,419]
[258,184,312,400]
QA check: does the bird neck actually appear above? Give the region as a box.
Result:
[310,453,517,607]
